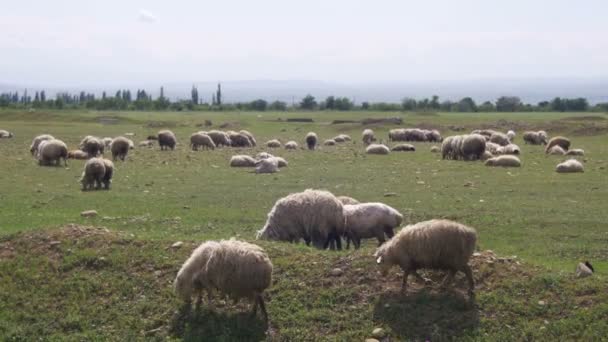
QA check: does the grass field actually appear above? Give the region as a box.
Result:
[1,109,607,341]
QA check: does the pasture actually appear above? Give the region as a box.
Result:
[1,109,607,341]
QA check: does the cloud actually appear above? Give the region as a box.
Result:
[138,9,157,23]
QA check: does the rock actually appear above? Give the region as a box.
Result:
[464,181,474,187]
[81,210,98,218]
[538,300,546,306]
[50,241,61,246]
[171,241,184,249]
[371,328,386,339]
[576,262,593,278]
[384,192,397,197]
[329,268,343,277]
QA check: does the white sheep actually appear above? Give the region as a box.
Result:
[148,130,177,150]
[484,155,521,167]
[81,158,106,190]
[374,219,477,295]
[79,136,104,156]
[230,155,257,167]
[256,152,274,160]
[190,132,216,151]
[110,136,132,161]
[362,129,376,145]
[30,134,55,155]
[337,134,352,141]
[323,139,336,146]
[523,131,547,145]
[255,158,279,174]
[337,196,360,205]
[285,141,298,150]
[101,158,114,189]
[502,143,521,155]
[489,132,510,146]
[391,144,415,152]
[266,139,281,148]
[102,137,113,148]
[430,146,440,153]
[566,149,585,156]
[366,144,390,155]
[545,136,571,153]
[0,130,13,138]
[206,130,232,147]
[556,159,584,173]
[333,135,345,143]
[305,132,318,150]
[547,145,566,155]
[38,139,68,166]
[343,202,403,249]
[239,130,257,146]
[68,150,89,160]
[507,130,516,142]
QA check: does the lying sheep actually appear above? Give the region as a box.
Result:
[343,203,403,249]
[337,134,352,141]
[305,132,318,150]
[285,141,298,150]
[152,130,177,151]
[362,129,376,145]
[489,132,510,146]
[257,189,346,250]
[404,128,427,142]
[266,139,281,148]
[255,158,279,174]
[273,157,288,168]
[30,134,55,155]
[239,130,257,146]
[190,132,216,151]
[425,130,443,142]
[366,144,390,155]
[38,139,68,166]
[337,196,360,205]
[174,239,273,321]
[68,150,89,160]
[323,139,336,146]
[545,136,571,153]
[523,131,547,145]
[79,136,104,156]
[547,145,566,155]
[507,130,516,142]
[374,219,477,295]
[111,136,132,161]
[484,155,521,167]
[566,149,585,156]
[80,158,106,190]
[503,144,520,155]
[230,155,257,167]
[485,142,503,155]
[480,150,494,161]
[471,129,496,141]
[556,159,584,173]
[139,140,154,148]
[207,130,232,147]
[0,130,13,138]
[388,128,406,142]
[430,146,440,153]
[101,159,114,189]
[333,135,345,143]
[391,144,415,152]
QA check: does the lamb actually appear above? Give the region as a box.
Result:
[38,139,68,166]
[230,155,257,167]
[523,131,547,145]
[110,136,133,161]
[239,130,257,146]
[80,158,106,190]
[266,139,282,148]
[489,132,510,146]
[190,132,216,151]
[391,144,416,152]
[484,155,521,167]
[305,132,318,150]
[174,239,273,321]
[101,158,114,189]
[545,136,571,153]
[507,130,516,142]
[343,203,403,249]
[148,130,177,150]
[502,144,521,155]
[366,144,390,155]
[30,134,55,155]
[547,145,566,155]
[0,130,13,138]
[374,219,477,295]
[206,130,232,147]
[556,159,584,173]
[228,131,254,148]
[362,129,376,145]
[285,141,298,150]
[255,158,279,174]
[257,189,346,250]
[566,149,585,156]
[337,196,360,205]
[68,150,89,160]
[79,136,104,156]
[323,139,336,146]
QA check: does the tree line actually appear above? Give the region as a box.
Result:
[1,84,606,112]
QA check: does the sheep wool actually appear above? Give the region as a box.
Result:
[337,196,360,205]
[343,202,403,249]
[556,159,584,173]
[366,144,390,155]
[547,145,566,155]
[362,129,375,145]
[68,150,89,160]
[239,130,257,146]
[484,155,521,167]
[391,144,416,152]
[206,130,232,147]
[190,132,216,151]
[324,139,336,146]
[266,139,282,148]
[0,130,13,138]
[545,136,571,153]
[230,155,257,167]
[285,141,298,150]
[101,158,114,189]
[305,132,318,150]
[566,149,585,156]
[111,136,132,161]
[81,158,106,190]
[30,134,55,155]
[38,139,68,166]
[255,158,279,174]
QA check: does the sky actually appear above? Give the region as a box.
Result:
[1,0,608,86]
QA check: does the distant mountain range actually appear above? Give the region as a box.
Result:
[1,78,607,104]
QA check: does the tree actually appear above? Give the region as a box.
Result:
[249,99,268,111]
[361,101,370,110]
[299,94,317,110]
[40,90,46,102]
[216,83,222,106]
[324,96,336,110]
[430,95,440,109]
[269,100,287,111]
[496,96,522,112]
[478,101,495,112]
[160,87,165,100]
[457,97,477,112]
[191,85,199,105]
[401,98,417,111]
[334,97,353,111]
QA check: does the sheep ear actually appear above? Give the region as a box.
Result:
[376,256,382,264]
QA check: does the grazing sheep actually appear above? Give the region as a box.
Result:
[566,149,585,156]
[489,132,510,146]
[257,189,346,250]
[323,139,336,146]
[79,136,104,157]
[138,140,154,148]
[545,136,571,153]
[239,130,257,146]
[362,129,376,145]
[430,146,440,153]
[102,137,113,148]
[0,130,13,138]
[484,155,521,167]
[538,130,549,141]
[285,141,298,150]
[461,134,487,161]
[110,136,132,161]
[547,145,566,155]
[228,131,254,148]
[68,150,89,160]
[507,130,516,142]
[556,159,584,173]
[38,139,68,166]
[388,128,406,142]
[255,158,280,174]
[343,203,403,249]
[337,196,360,205]
[305,132,318,150]
[374,219,477,295]
[391,144,416,152]
[404,128,428,142]
[80,158,106,190]
[190,132,216,151]
[441,135,462,160]
[266,139,282,148]
[206,130,232,147]
[333,135,345,143]
[230,155,257,167]
[523,131,547,145]
[366,144,390,155]
[30,134,55,155]
[101,158,114,189]
[503,144,521,155]
[148,130,177,151]
[174,239,273,321]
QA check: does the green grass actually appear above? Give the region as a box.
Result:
[0,109,607,341]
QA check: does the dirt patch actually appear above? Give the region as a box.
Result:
[361,117,403,126]
[561,115,606,121]
[146,121,176,128]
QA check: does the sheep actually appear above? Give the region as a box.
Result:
[0,130,13,138]
[503,144,521,155]
[228,131,253,148]
[480,150,494,161]
[366,144,390,155]
[79,136,104,156]
[30,134,55,155]
[337,196,360,205]
[190,132,216,151]
[471,129,496,140]
[273,157,288,168]
[484,155,521,167]
[239,130,257,146]
[80,158,106,190]
[523,131,547,145]
[388,128,406,142]
[68,150,89,160]
[430,146,440,153]
[323,139,336,146]
[110,136,133,161]
[556,159,584,173]
[538,130,549,142]
[305,132,318,150]
[343,203,403,249]
[337,134,352,141]
[507,130,516,142]
[545,136,571,153]
[485,142,503,155]
[138,140,154,148]
[425,129,443,142]
[38,139,68,166]
[266,139,282,148]
[230,155,257,167]
[362,129,376,145]
[255,158,279,174]
[489,132,510,146]
[285,141,298,150]
[256,152,274,160]
[102,137,113,148]
[442,134,486,161]
[391,144,416,152]
[148,130,177,151]
[374,219,477,295]
[333,135,345,143]
[101,158,114,189]
[547,145,566,155]
[257,189,346,250]
[206,130,232,147]
[441,136,462,160]
[566,149,585,156]
[404,128,427,142]
[174,239,273,321]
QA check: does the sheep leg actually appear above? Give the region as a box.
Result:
[462,265,475,296]
[384,226,395,239]
[334,234,342,250]
[401,270,410,293]
[355,237,361,249]
[256,294,268,321]
[375,229,386,247]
